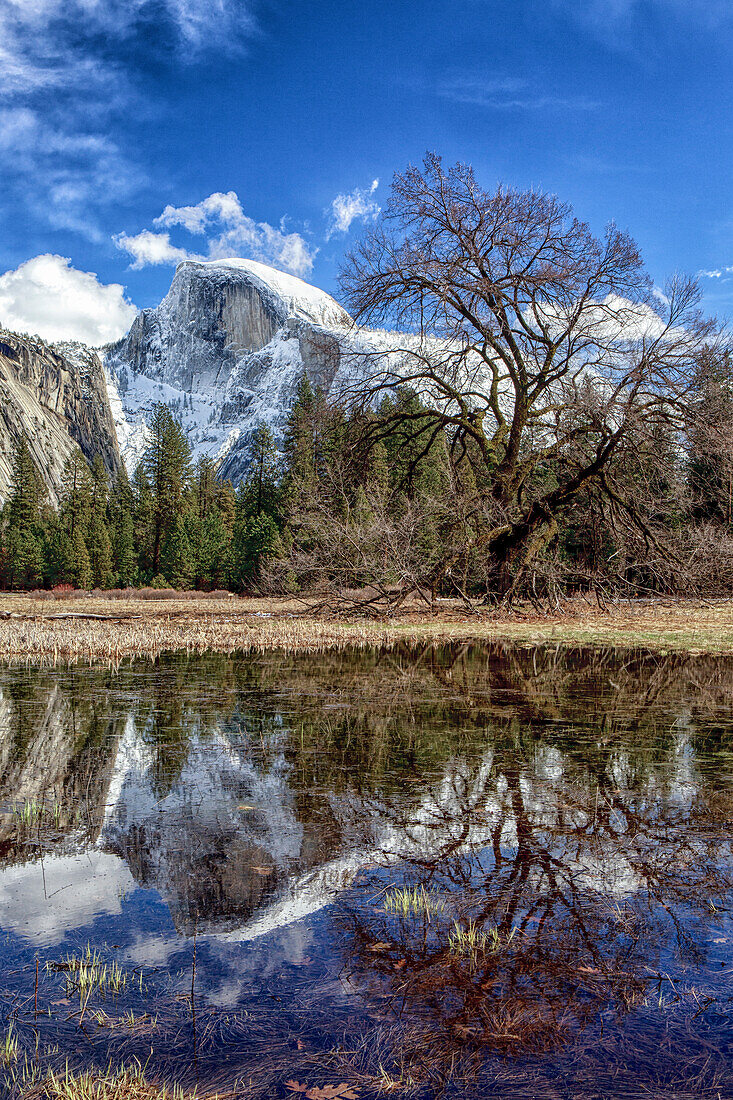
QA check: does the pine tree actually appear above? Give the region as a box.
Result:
[70,525,92,589]
[282,372,347,526]
[232,513,283,590]
[1,437,47,589]
[143,404,193,573]
[87,513,114,588]
[109,468,137,586]
[44,520,74,587]
[3,527,45,589]
[196,508,231,588]
[82,454,114,588]
[239,425,282,522]
[216,479,238,534]
[283,373,318,496]
[6,437,45,531]
[195,456,219,520]
[162,515,194,589]
[132,462,155,577]
[59,452,92,540]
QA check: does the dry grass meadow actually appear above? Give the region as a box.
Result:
[1,592,733,663]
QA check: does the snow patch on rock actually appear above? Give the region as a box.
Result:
[103,258,374,482]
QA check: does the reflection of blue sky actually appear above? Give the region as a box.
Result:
[123,918,334,1009]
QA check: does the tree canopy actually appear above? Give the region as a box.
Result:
[339,154,727,597]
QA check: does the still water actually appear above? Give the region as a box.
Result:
[0,643,732,1098]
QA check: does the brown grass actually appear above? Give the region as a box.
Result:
[16,1066,178,1100]
[0,593,732,664]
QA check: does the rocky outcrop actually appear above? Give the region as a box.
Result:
[104,258,361,483]
[0,331,122,506]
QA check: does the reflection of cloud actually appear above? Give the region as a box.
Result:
[122,921,318,1008]
[0,851,134,945]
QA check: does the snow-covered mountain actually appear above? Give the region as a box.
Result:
[104,258,374,482]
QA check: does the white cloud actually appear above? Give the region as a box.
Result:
[699,267,733,280]
[156,191,249,234]
[0,254,138,345]
[117,191,317,277]
[0,0,253,98]
[326,179,380,239]
[550,0,733,42]
[0,105,141,240]
[438,76,599,111]
[114,230,198,269]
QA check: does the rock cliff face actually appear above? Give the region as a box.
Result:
[104,258,362,483]
[0,331,122,506]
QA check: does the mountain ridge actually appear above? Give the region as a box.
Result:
[104,257,366,482]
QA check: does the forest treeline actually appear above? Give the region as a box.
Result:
[0,364,731,602]
[0,380,450,595]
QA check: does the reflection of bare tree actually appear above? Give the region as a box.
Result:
[333,745,733,1091]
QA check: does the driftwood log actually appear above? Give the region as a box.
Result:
[0,611,142,621]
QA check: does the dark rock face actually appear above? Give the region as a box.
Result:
[104,258,357,482]
[109,266,285,391]
[0,330,122,505]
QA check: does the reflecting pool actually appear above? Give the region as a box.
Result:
[0,643,732,1098]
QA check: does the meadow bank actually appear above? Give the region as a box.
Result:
[1,593,732,663]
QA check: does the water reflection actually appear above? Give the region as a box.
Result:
[0,645,731,1097]
[336,750,733,1078]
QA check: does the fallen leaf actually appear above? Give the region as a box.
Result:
[285,1083,358,1099]
[393,958,407,970]
[307,1086,359,1100]
[453,1024,479,1038]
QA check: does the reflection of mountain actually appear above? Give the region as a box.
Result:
[0,677,123,857]
[100,720,341,934]
[0,645,731,948]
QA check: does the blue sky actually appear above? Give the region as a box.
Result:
[1,0,732,343]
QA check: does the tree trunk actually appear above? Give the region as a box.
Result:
[489,505,559,601]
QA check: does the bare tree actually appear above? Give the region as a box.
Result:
[340,154,723,601]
